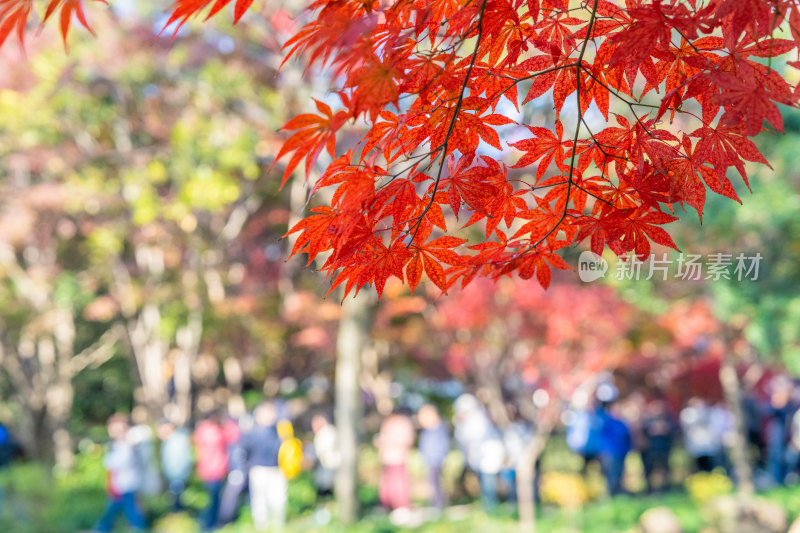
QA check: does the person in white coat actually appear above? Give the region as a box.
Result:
[92,414,147,533]
[453,394,505,508]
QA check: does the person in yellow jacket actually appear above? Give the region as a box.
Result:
[277,419,303,481]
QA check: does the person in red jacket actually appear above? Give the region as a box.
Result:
[194,411,234,531]
[375,412,415,511]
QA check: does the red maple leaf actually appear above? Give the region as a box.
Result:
[164,0,256,33]
[510,121,566,182]
[0,0,32,48]
[274,99,350,185]
[406,231,467,294]
[606,208,680,259]
[43,0,108,49]
[435,152,500,218]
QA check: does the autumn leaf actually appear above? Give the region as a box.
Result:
[0,0,32,48]
[407,234,467,293]
[606,208,680,259]
[510,121,566,182]
[43,0,107,49]
[274,99,350,186]
[164,0,257,33]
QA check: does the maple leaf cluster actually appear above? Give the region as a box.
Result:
[273,0,800,296]
[0,0,110,48]
[4,0,800,296]
[0,0,255,48]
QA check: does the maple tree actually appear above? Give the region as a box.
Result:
[2,0,799,298]
[428,276,637,526]
[0,23,289,463]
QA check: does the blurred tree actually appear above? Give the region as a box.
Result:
[662,110,800,493]
[430,277,638,529]
[0,13,294,440]
[0,180,122,468]
[334,293,374,522]
[697,120,800,371]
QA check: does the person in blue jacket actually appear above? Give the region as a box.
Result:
[594,384,632,496]
[0,421,14,517]
[243,402,285,531]
[566,388,603,475]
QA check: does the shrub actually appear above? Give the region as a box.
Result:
[685,470,734,504]
[540,472,590,508]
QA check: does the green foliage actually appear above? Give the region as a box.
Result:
[0,450,106,533]
[70,353,135,440]
[0,451,334,533]
[678,112,800,364]
[357,485,380,509]
[1,447,799,533]
[288,472,318,517]
[0,14,303,448]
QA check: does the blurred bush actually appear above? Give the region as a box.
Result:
[684,470,734,504]
[153,512,200,533]
[0,449,106,533]
[288,472,318,517]
[540,471,589,508]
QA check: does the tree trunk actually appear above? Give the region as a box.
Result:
[278,177,307,301]
[48,398,74,471]
[24,330,76,469]
[0,320,120,467]
[223,356,245,417]
[128,304,168,422]
[173,310,202,425]
[47,374,75,470]
[50,308,76,470]
[517,429,548,532]
[719,356,754,494]
[360,341,394,416]
[335,293,373,523]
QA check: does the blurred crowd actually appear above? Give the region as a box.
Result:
[89,402,304,533]
[564,374,800,495]
[3,372,800,532]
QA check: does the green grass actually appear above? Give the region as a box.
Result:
[1,448,798,533]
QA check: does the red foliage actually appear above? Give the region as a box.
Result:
[0,0,107,48]
[164,0,255,30]
[271,0,800,296]
[432,277,633,391]
[0,1,33,48]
